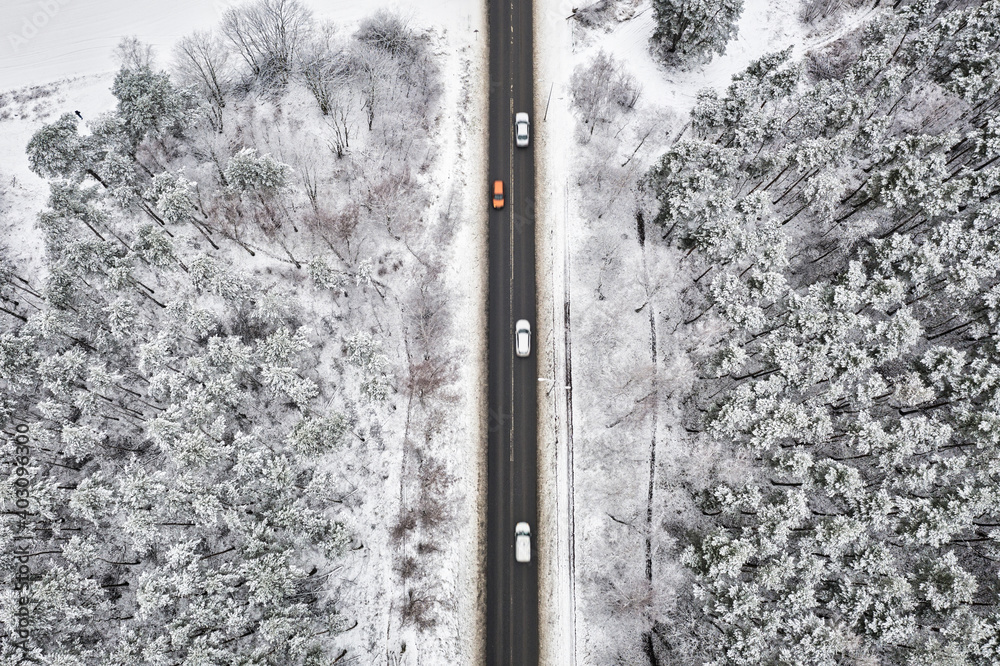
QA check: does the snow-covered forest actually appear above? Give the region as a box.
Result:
[0,0,484,662]
[545,0,1000,663]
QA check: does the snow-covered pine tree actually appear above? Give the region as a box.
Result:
[650,0,744,67]
[109,60,190,155]
[648,1,1000,660]
[26,113,104,185]
[225,148,290,194]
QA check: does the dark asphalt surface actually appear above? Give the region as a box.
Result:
[485,0,538,663]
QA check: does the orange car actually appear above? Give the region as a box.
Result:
[492,180,504,209]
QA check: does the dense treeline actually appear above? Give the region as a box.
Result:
[2,126,356,661]
[0,0,445,662]
[646,0,1000,662]
[0,242,353,662]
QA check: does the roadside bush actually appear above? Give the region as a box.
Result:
[570,50,641,141]
[355,10,418,58]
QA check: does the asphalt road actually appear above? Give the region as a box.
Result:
[485,0,538,663]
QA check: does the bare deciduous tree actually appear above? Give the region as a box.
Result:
[299,21,350,116]
[173,30,232,130]
[221,0,314,86]
[351,43,395,131]
[325,98,353,158]
[114,36,155,71]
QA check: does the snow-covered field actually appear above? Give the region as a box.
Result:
[0,0,483,90]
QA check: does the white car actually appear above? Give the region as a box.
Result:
[515,112,530,148]
[515,522,531,563]
[515,319,531,357]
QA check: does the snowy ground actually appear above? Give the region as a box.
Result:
[0,0,484,91]
[0,0,487,663]
[534,0,870,662]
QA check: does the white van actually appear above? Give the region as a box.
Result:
[515,522,531,563]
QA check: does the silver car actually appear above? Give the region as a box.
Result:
[515,112,530,148]
[515,319,531,357]
[515,522,531,563]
